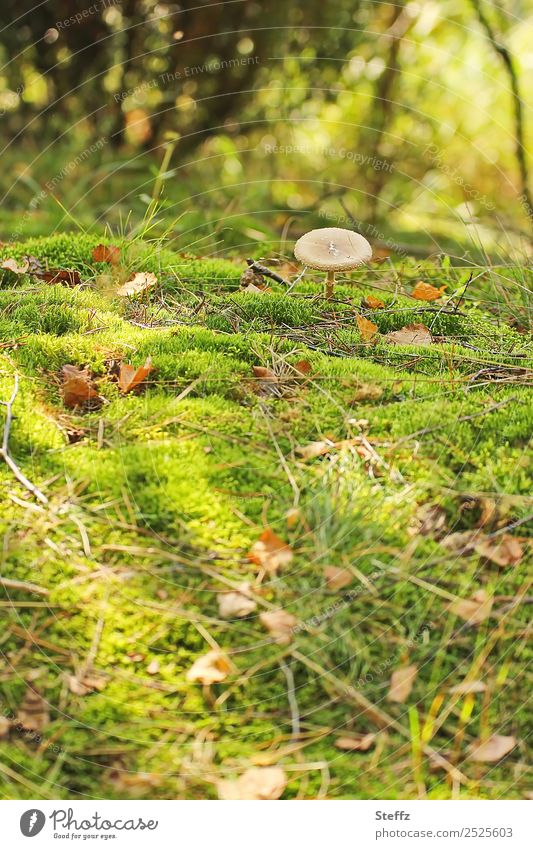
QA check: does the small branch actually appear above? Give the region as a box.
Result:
[0,375,48,504]
[0,577,49,596]
[246,259,290,286]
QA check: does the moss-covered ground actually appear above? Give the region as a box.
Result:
[0,234,531,799]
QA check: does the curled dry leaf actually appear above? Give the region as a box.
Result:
[362,295,385,309]
[449,680,487,695]
[186,650,232,685]
[385,323,433,346]
[388,664,418,703]
[217,582,257,619]
[412,281,447,301]
[36,268,82,286]
[248,529,293,574]
[16,686,50,733]
[324,566,353,591]
[468,734,516,763]
[68,673,107,696]
[259,609,297,645]
[92,244,121,265]
[116,271,157,297]
[61,364,101,409]
[118,357,153,394]
[450,589,493,624]
[335,733,376,752]
[356,314,379,341]
[217,766,287,800]
[1,257,29,274]
[474,534,523,567]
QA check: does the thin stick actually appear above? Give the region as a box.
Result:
[246,259,290,286]
[0,375,48,504]
[280,659,301,742]
[0,577,49,597]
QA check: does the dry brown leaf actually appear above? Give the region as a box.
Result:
[324,566,353,591]
[475,534,523,567]
[296,440,335,460]
[386,323,433,346]
[186,650,232,685]
[362,294,385,309]
[468,734,516,763]
[217,582,257,619]
[409,504,447,537]
[68,673,107,696]
[356,314,379,341]
[248,529,293,574]
[16,686,49,733]
[36,268,82,286]
[259,610,297,645]
[1,257,29,274]
[412,281,447,301]
[217,766,287,800]
[252,365,277,381]
[441,530,481,554]
[242,282,267,294]
[351,383,383,401]
[116,271,157,297]
[92,244,121,265]
[335,733,376,752]
[449,680,487,695]
[293,359,312,375]
[388,664,418,703]
[0,716,11,738]
[61,364,101,409]
[450,589,493,624]
[118,357,153,394]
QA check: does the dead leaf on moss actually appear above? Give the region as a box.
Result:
[217,766,287,800]
[351,383,383,402]
[356,314,379,341]
[296,440,335,460]
[293,359,312,375]
[409,504,447,537]
[68,673,107,696]
[146,660,160,675]
[468,734,516,763]
[118,357,153,394]
[107,769,162,797]
[388,665,418,703]
[0,716,11,738]
[36,268,82,286]
[412,281,447,301]
[362,295,385,309]
[116,271,157,297]
[385,324,433,346]
[450,589,493,624]
[441,530,481,554]
[217,582,257,619]
[92,244,121,265]
[61,364,102,409]
[248,529,293,574]
[335,733,376,751]
[475,534,523,567]
[186,650,232,685]
[259,609,297,644]
[1,257,29,274]
[324,566,353,591]
[16,686,49,733]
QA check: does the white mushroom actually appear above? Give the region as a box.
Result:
[294,227,372,299]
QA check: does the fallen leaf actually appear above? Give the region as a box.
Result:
[107,769,162,797]
[248,529,293,574]
[468,734,516,763]
[217,582,257,619]
[324,566,353,591]
[146,660,160,675]
[118,357,153,394]
[362,295,385,309]
[0,716,10,738]
[449,680,487,695]
[450,589,493,624]
[1,257,29,274]
[296,440,335,460]
[259,610,297,645]
[92,244,121,265]
[116,271,157,297]
[388,664,418,703]
[409,504,447,537]
[252,365,277,381]
[242,282,267,294]
[36,268,82,286]
[475,534,523,567]
[385,323,433,346]
[335,733,376,751]
[351,383,383,402]
[67,673,107,696]
[356,314,379,341]
[293,359,312,375]
[441,530,481,554]
[186,650,232,685]
[412,281,447,301]
[16,686,49,733]
[61,364,101,409]
[217,766,287,800]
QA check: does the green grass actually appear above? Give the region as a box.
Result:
[0,234,531,800]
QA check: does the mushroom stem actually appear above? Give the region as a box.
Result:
[325,270,335,300]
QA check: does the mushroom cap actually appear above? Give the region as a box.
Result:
[294,227,372,271]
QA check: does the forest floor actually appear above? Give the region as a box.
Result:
[0,233,531,800]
